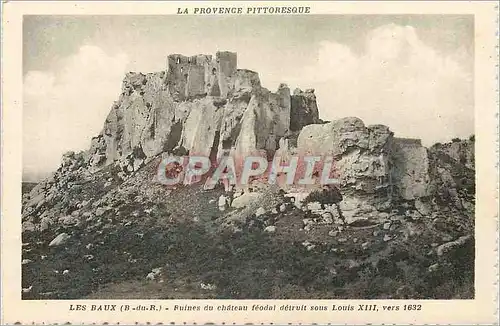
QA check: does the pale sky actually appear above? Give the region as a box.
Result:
[23,15,474,181]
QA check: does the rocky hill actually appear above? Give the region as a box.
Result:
[21,51,474,300]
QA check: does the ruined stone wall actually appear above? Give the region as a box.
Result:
[166,55,190,101]
[276,84,291,137]
[389,138,430,200]
[186,64,206,98]
[391,138,422,147]
[216,51,237,78]
[167,52,240,100]
[205,60,219,96]
[215,51,237,97]
[167,54,214,101]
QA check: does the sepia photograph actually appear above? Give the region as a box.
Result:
[20,13,477,301]
[2,1,499,325]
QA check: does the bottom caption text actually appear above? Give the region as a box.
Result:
[69,303,423,313]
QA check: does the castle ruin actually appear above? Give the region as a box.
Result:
[166,51,238,101]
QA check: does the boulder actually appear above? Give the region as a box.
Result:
[301,240,316,251]
[22,221,36,233]
[95,207,109,217]
[337,196,382,224]
[200,282,217,290]
[436,235,472,257]
[255,207,266,217]
[297,117,392,194]
[290,88,320,131]
[264,226,276,233]
[49,233,71,247]
[146,267,163,281]
[328,230,338,237]
[39,215,54,232]
[428,263,439,272]
[415,198,432,216]
[231,192,261,208]
[218,195,227,210]
[22,285,33,294]
[59,215,79,226]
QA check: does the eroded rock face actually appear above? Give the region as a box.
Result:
[86,52,319,174]
[431,138,475,170]
[293,118,473,223]
[297,117,393,193]
[290,88,320,131]
[296,117,394,222]
[92,71,176,169]
[295,118,438,204]
[427,139,475,218]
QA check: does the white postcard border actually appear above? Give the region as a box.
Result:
[1,1,498,324]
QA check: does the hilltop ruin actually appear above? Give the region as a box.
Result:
[20,51,475,300]
[86,51,323,176]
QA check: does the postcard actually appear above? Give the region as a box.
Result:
[1,1,498,324]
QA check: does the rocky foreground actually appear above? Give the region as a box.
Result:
[21,51,475,299]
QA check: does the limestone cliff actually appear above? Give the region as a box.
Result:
[86,52,318,175]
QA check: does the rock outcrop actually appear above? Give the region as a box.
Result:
[23,51,474,226]
[297,117,392,192]
[291,117,475,224]
[86,52,318,175]
[427,138,475,220]
[20,50,475,301]
[295,117,393,222]
[294,118,439,202]
[290,88,320,131]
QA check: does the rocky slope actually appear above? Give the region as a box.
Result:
[21,51,474,300]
